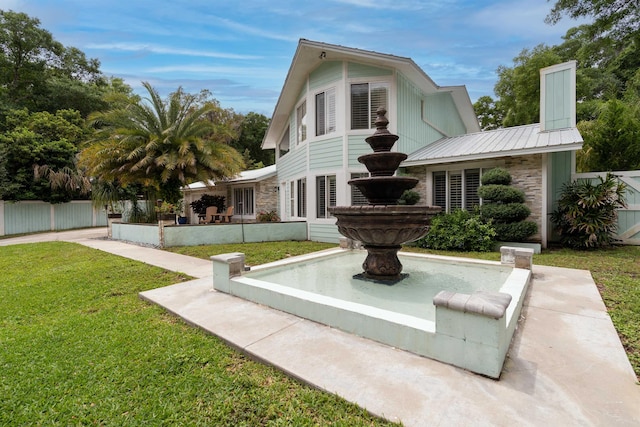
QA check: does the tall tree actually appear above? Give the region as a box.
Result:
[231,112,273,168]
[80,82,245,202]
[473,95,504,130]
[0,10,106,116]
[494,45,563,127]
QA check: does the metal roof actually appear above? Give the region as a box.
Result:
[183,164,277,190]
[403,123,583,166]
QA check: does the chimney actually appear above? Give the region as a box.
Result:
[539,61,577,131]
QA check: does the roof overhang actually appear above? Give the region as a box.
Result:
[402,124,583,167]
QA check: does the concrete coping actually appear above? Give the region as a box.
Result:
[433,290,512,319]
[500,246,534,270]
[210,252,246,277]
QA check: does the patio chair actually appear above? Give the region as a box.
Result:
[220,206,234,223]
[201,206,218,223]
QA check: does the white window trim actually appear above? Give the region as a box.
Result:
[314,86,337,137]
[296,100,307,146]
[347,78,394,134]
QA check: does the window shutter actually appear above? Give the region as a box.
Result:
[316,176,326,218]
[464,169,480,210]
[297,102,307,143]
[433,172,446,209]
[351,83,369,129]
[315,92,326,136]
[351,173,369,205]
[328,176,337,212]
[327,88,336,133]
[449,172,462,210]
[369,83,389,127]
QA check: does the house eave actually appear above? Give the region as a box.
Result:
[401,143,584,167]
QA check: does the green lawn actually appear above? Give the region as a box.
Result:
[0,241,397,426]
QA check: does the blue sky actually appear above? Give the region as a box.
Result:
[3,0,582,115]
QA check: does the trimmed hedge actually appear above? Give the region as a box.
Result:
[481,167,512,185]
[479,202,531,223]
[477,185,525,203]
[493,221,538,242]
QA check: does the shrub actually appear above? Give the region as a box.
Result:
[479,203,531,223]
[416,209,496,252]
[477,185,525,203]
[189,194,225,215]
[493,222,538,242]
[256,210,280,222]
[550,173,627,249]
[481,167,512,185]
[478,168,536,242]
[398,189,420,205]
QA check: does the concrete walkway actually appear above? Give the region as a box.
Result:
[2,228,639,426]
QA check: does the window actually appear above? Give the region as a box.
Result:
[233,187,254,215]
[350,82,389,130]
[350,172,369,206]
[296,101,307,144]
[432,169,484,213]
[279,126,290,157]
[297,178,307,217]
[316,175,336,218]
[316,88,336,136]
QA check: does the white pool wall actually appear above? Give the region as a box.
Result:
[211,248,532,378]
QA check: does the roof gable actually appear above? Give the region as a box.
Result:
[262,39,479,149]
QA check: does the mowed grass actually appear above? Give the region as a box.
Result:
[0,242,397,426]
[403,245,640,380]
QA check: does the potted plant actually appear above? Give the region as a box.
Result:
[155,200,178,221]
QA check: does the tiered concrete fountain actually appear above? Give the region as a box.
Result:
[329,107,441,282]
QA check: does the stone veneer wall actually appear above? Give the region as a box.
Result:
[504,154,543,242]
[254,175,279,214]
[404,166,428,206]
[405,154,543,243]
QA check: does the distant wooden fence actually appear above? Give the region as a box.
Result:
[572,171,640,245]
[0,200,107,236]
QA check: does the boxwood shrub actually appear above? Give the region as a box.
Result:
[416,209,496,252]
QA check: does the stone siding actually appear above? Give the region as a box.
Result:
[404,166,428,206]
[255,175,279,214]
[504,155,543,242]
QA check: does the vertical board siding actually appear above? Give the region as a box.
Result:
[309,61,343,90]
[545,69,571,130]
[396,74,465,154]
[309,137,343,170]
[1,200,102,236]
[54,202,94,230]
[347,62,393,79]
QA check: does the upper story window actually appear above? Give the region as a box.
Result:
[316,88,336,136]
[296,101,307,144]
[350,82,389,130]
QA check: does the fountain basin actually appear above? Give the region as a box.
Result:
[211,248,532,378]
[358,152,408,176]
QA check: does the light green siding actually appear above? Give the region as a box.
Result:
[309,223,341,243]
[347,62,392,79]
[348,135,371,168]
[309,137,343,170]
[549,151,572,213]
[278,145,306,180]
[396,74,466,154]
[544,68,572,130]
[309,61,343,90]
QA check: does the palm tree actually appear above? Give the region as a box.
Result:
[79,82,245,202]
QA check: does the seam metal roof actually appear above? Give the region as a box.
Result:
[403,123,583,166]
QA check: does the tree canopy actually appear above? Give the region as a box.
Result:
[474,1,640,171]
[80,82,245,203]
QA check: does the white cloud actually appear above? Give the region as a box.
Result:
[85,43,262,60]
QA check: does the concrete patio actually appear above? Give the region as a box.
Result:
[2,228,638,426]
